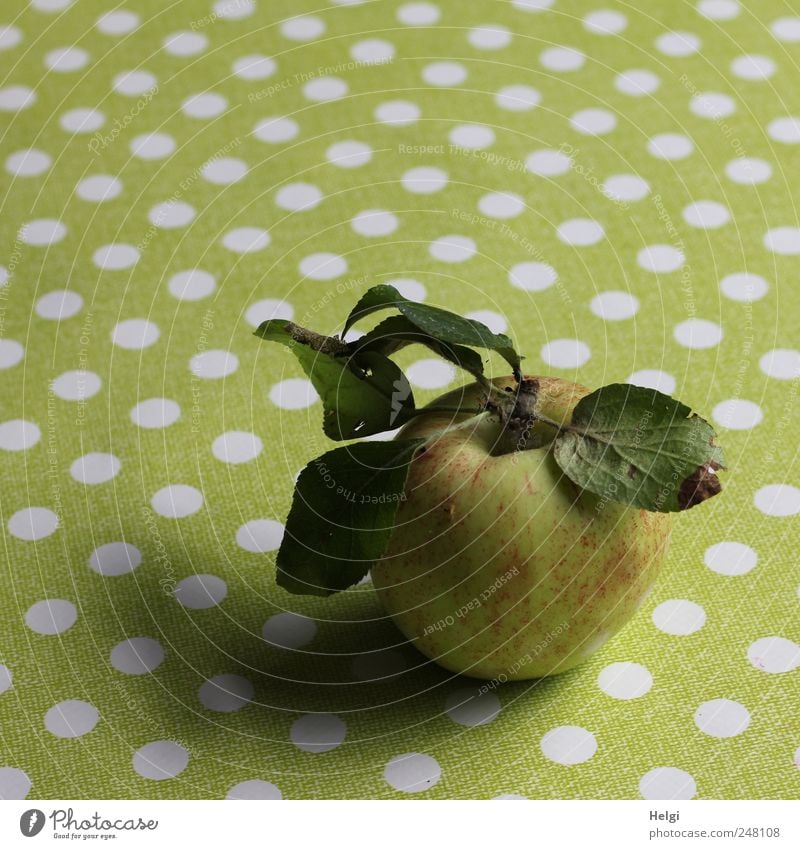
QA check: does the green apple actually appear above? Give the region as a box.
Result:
[371,375,672,681]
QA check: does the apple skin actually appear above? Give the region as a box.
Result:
[371,375,672,680]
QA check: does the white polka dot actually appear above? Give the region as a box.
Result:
[245,298,293,328]
[590,291,639,320]
[70,452,121,485]
[281,15,325,41]
[540,725,597,765]
[479,191,525,219]
[449,124,495,149]
[445,689,501,726]
[89,542,141,576]
[540,46,585,71]
[747,636,800,672]
[253,116,299,143]
[151,484,204,519]
[76,174,122,202]
[130,132,175,159]
[401,167,448,194]
[93,243,139,270]
[45,700,98,738]
[627,370,676,394]
[9,507,59,541]
[464,310,507,334]
[174,574,227,609]
[422,61,467,86]
[111,319,160,350]
[384,753,441,792]
[712,399,763,430]
[300,252,347,280]
[541,339,591,369]
[0,665,11,694]
[0,767,31,799]
[133,741,189,780]
[351,209,398,237]
[526,148,571,176]
[704,541,757,576]
[694,699,750,738]
[212,432,263,466]
[396,3,440,26]
[407,359,456,389]
[656,30,700,56]
[148,200,196,229]
[0,86,36,111]
[113,70,157,96]
[35,289,83,321]
[691,91,736,119]
[754,484,800,517]
[326,140,372,168]
[200,674,253,712]
[683,200,730,229]
[233,54,276,80]
[96,10,139,35]
[615,68,660,96]
[275,182,323,212]
[303,76,348,102]
[767,116,800,144]
[495,84,541,111]
[387,278,426,301]
[759,348,800,380]
[0,340,24,369]
[222,227,270,253]
[291,714,346,753]
[640,767,696,800]
[0,25,22,51]
[163,30,207,56]
[557,218,604,246]
[45,46,89,72]
[603,174,650,202]
[571,108,616,135]
[0,420,40,451]
[31,0,73,10]
[351,38,395,63]
[130,398,181,429]
[5,148,51,177]
[493,793,528,800]
[597,662,652,699]
[772,17,800,42]
[0,266,8,287]
[468,25,511,50]
[652,599,706,635]
[269,378,319,409]
[725,157,772,185]
[25,599,76,635]
[201,157,248,184]
[509,261,557,292]
[731,54,775,80]
[168,269,216,301]
[263,613,317,649]
[227,780,282,800]
[19,219,66,246]
[673,318,722,349]
[52,370,102,400]
[637,244,685,273]
[182,92,227,118]
[584,9,627,34]
[764,227,800,255]
[374,99,420,126]
[213,0,255,20]
[698,0,739,19]
[647,133,694,160]
[111,637,164,674]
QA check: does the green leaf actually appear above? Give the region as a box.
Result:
[552,383,726,512]
[254,319,415,440]
[351,314,486,380]
[276,439,426,596]
[343,284,521,378]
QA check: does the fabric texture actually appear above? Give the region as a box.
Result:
[1,0,799,800]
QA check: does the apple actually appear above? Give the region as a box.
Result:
[371,375,672,681]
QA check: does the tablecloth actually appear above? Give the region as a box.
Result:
[1,0,799,800]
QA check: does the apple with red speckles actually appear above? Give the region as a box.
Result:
[372,375,672,680]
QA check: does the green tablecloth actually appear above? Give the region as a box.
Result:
[1,0,798,800]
